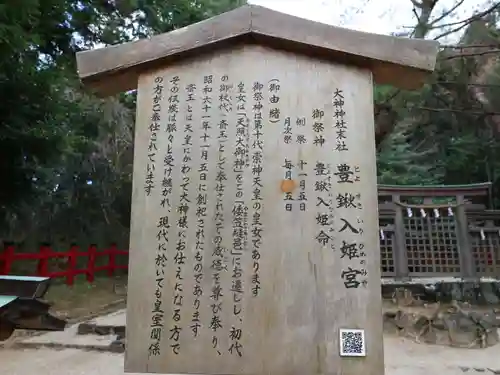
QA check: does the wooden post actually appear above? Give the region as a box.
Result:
[76,5,439,375]
[66,244,78,286]
[455,194,476,279]
[107,243,117,277]
[0,244,15,275]
[86,244,97,283]
[37,244,50,277]
[393,196,410,280]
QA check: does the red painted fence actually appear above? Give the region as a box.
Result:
[0,244,128,285]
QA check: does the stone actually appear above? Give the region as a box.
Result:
[77,323,126,337]
[393,311,414,330]
[469,311,497,330]
[383,312,400,334]
[109,339,125,353]
[0,320,14,341]
[392,287,415,307]
[485,329,499,347]
[382,293,500,349]
[479,283,500,304]
[382,280,500,306]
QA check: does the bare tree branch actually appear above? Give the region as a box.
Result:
[412,6,420,21]
[433,2,500,40]
[410,0,423,8]
[434,81,500,88]
[418,106,500,115]
[440,44,500,49]
[376,1,500,115]
[429,0,466,26]
[440,49,500,59]
[431,2,500,29]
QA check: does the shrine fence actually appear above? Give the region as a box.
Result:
[378,183,500,279]
[0,244,128,285]
[1,183,500,284]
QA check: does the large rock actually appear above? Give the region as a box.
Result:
[384,287,500,349]
[0,320,14,341]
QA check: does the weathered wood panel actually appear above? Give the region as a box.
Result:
[125,45,383,375]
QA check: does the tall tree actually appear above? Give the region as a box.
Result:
[0,0,245,246]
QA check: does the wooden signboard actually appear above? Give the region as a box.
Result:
[76,5,438,375]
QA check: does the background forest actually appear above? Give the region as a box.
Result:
[1,0,499,250]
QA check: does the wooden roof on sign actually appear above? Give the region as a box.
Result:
[76,4,439,97]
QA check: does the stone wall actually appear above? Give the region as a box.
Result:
[383,286,500,348]
[382,279,500,305]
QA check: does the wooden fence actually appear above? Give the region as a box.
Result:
[0,244,128,285]
[1,183,500,285]
[378,183,500,280]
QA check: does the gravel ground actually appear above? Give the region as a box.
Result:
[1,336,500,375]
[1,309,499,375]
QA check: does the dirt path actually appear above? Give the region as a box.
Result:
[1,334,500,375]
[5,277,495,374]
[3,308,500,375]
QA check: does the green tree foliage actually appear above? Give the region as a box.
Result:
[2,0,500,249]
[0,0,245,246]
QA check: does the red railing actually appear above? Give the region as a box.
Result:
[0,244,128,285]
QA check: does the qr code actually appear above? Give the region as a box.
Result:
[339,329,366,357]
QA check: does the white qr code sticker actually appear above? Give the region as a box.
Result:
[339,329,366,357]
